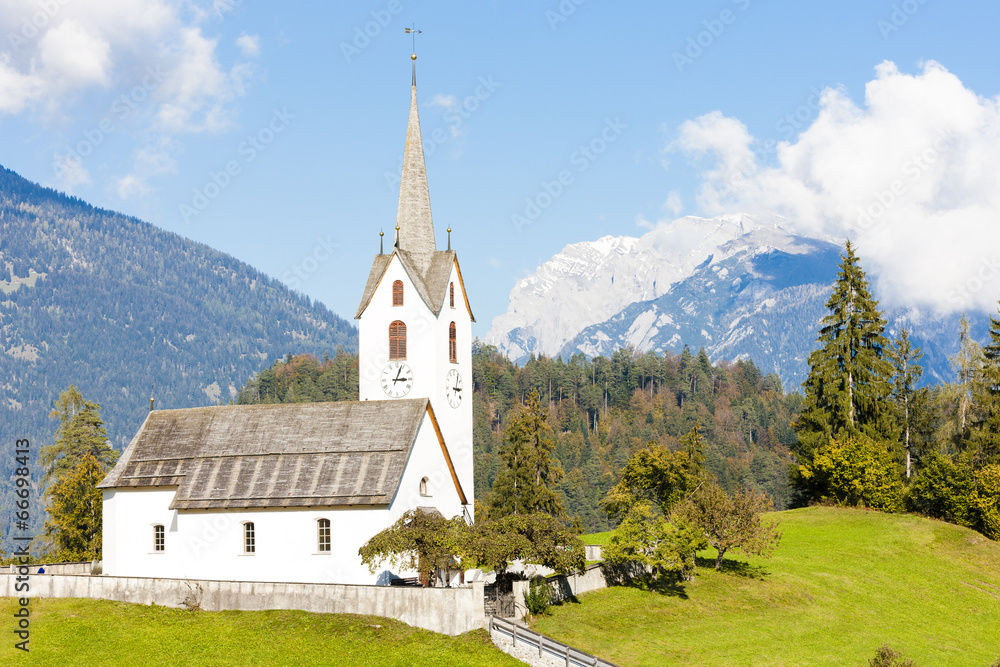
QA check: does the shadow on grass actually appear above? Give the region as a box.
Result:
[695,555,769,580]
[599,561,690,599]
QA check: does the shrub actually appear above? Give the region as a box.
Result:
[524,576,551,617]
[799,435,904,512]
[866,644,916,666]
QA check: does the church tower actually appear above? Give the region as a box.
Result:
[356,54,475,518]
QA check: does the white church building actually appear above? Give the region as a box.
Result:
[99,56,475,585]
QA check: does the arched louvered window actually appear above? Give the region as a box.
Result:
[449,322,457,364]
[449,282,455,308]
[392,280,403,306]
[389,321,407,359]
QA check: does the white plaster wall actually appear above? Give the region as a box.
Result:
[103,413,466,585]
[358,256,474,513]
[358,256,438,404]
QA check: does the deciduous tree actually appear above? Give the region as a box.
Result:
[676,482,782,571]
[358,509,466,586]
[798,434,904,512]
[602,502,706,584]
[44,453,105,559]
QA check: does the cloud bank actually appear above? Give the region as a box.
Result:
[669,61,1000,316]
[0,0,257,196]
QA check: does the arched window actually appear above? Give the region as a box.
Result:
[317,518,331,553]
[389,321,407,359]
[449,282,455,308]
[449,322,457,363]
[153,524,165,552]
[243,522,255,554]
[420,477,430,497]
[392,280,403,306]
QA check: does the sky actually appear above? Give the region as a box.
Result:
[2,1,1000,339]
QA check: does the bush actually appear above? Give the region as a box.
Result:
[904,452,973,524]
[866,644,915,666]
[799,435,904,512]
[524,576,551,617]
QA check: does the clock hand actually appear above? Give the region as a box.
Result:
[393,367,404,383]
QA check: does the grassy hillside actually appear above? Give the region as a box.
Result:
[0,599,520,666]
[535,507,1000,666]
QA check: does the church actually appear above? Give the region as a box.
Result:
[98,54,475,585]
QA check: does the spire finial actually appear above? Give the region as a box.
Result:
[405,25,421,86]
[149,381,155,412]
[447,227,452,251]
[379,229,384,255]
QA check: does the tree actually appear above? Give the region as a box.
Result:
[867,644,916,667]
[951,314,982,435]
[463,512,584,592]
[676,482,782,571]
[601,425,704,522]
[889,328,927,478]
[968,305,1000,466]
[798,434,905,512]
[41,385,118,486]
[602,502,706,584]
[486,389,564,517]
[795,242,897,461]
[358,509,466,586]
[43,453,106,559]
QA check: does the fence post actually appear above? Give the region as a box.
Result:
[513,623,517,646]
[565,645,570,667]
[538,632,543,657]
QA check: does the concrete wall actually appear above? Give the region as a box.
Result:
[1,574,484,636]
[512,563,610,619]
[584,545,603,561]
[0,562,94,575]
[102,412,464,586]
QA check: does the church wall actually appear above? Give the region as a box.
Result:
[102,413,465,585]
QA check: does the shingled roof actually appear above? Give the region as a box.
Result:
[98,399,466,510]
[355,249,474,322]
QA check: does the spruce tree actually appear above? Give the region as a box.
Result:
[968,304,1000,465]
[795,241,897,461]
[486,389,565,517]
[889,328,926,478]
[41,385,118,486]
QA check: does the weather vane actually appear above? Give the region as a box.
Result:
[405,24,421,56]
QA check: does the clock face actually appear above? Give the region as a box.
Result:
[381,361,414,398]
[445,369,463,408]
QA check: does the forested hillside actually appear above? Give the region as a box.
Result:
[236,344,801,531]
[0,165,357,553]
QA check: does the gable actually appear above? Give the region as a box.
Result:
[355,250,475,322]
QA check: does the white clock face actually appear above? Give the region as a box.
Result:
[445,369,463,408]
[381,361,414,398]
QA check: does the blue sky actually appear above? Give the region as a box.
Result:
[3,1,1000,338]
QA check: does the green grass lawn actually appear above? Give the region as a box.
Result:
[0,598,521,666]
[536,507,1000,667]
[581,530,613,546]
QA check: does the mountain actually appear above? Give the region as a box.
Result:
[488,214,988,390]
[0,165,356,547]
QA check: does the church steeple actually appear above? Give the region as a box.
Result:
[394,53,436,276]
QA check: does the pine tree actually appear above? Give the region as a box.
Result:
[968,304,1000,465]
[486,389,565,518]
[40,385,118,487]
[889,328,926,478]
[795,241,897,461]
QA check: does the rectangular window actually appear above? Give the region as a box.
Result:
[318,518,331,553]
[153,524,165,552]
[244,522,255,554]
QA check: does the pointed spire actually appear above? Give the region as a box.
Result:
[394,53,436,275]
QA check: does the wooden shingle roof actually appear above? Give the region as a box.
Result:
[355,249,475,322]
[98,399,452,510]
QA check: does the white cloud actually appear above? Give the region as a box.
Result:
[668,60,1000,316]
[38,20,112,91]
[429,94,457,111]
[115,139,179,200]
[0,54,41,113]
[236,33,259,57]
[52,153,90,190]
